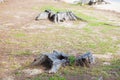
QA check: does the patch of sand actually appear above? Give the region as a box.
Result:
[94,1,120,13]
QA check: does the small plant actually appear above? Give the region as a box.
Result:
[32,77,41,80]
[69,56,76,66]
[49,76,66,80]
[15,71,21,76]
[13,32,26,38]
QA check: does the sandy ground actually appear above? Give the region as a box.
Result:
[60,0,79,3]
[94,1,120,13]
[61,0,120,13]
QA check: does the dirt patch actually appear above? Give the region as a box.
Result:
[94,53,113,60]
[2,75,14,80]
[60,21,87,28]
[20,69,43,76]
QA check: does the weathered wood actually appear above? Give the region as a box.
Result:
[76,52,95,67]
[31,51,95,73]
[35,9,86,23]
[31,50,69,73]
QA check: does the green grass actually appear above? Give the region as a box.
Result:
[82,27,93,33]
[110,56,120,69]
[75,12,98,22]
[49,76,66,80]
[28,74,66,80]
[13,32,26,38]
[68,56,76,66]
[32,5,68,12]
[88,21,106,27]
[6,26,119,55]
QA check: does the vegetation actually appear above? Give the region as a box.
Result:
[68,56,76,66]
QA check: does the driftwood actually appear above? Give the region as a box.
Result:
[35,9,86,23]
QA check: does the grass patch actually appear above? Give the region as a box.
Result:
[40,6,65,12]
[49,76,66,80]
[12,32,26,38]
[29,74,66,80]
[88,21,106,27]
[11,50,32,55]
[110,56,120,69]
[85,39,119,54]
[89,67,110,78]
[32,5,68,12]
[74,11,98,22]
[101,25,118,33]
[82,27,93,33]
[4,26,119,55]
[69,56,76,66]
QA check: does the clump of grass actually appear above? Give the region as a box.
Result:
[49,76,66,80]
[41,6,64,12]
[15,71,22,76]
[68,56,76,66]
[13,32,26,38]
[30,74,66,80]
[33,5,67,12]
